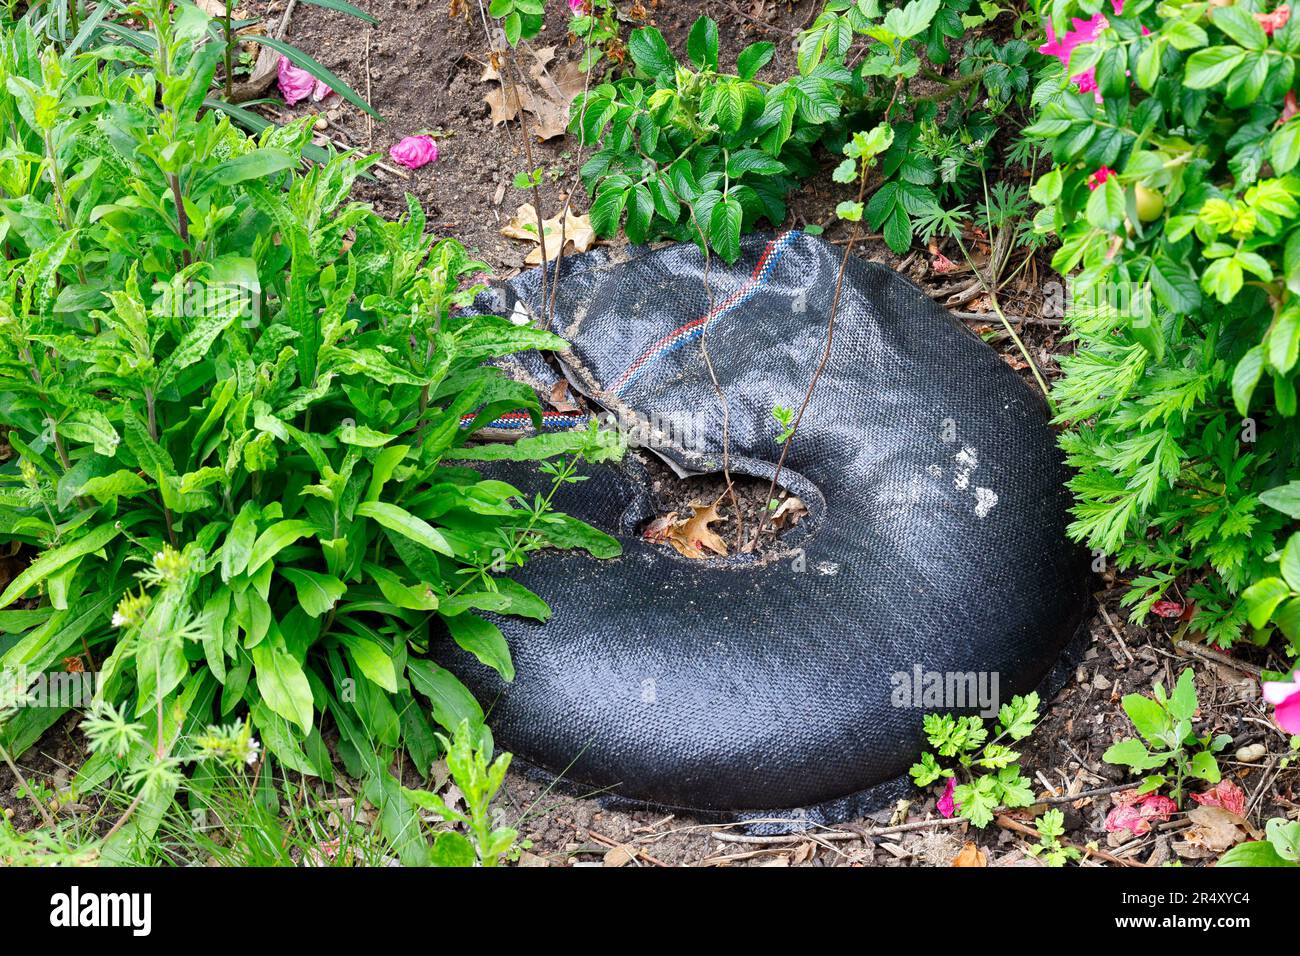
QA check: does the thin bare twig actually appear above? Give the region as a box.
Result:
[755,160,870,538]
[501,48,550,310]
[0,740,58,829]
[364,26,374,148]
[1174,639,1264,679]
[544,45,597,323]
[1098,604,1136,665]
[658,166,744,546]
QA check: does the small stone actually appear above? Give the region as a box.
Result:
[1236,743,1267,763]
[1093,673,1112,691]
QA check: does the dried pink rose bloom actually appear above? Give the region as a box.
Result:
[1283,90,1300,123]
[1256,4,1291,35]
[278,56,332,105]
[389,135,439,169]
[1104,789,1175,837]
[1150,599,1184,619]
[1190,780,1246,816]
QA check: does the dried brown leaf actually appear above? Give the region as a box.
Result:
[484,84,525,126]
[480,47,584,140]
[951,842,987,867]
[667,502,728,559]
[549,380,580,413]
[770,496,808,529]
[642,512,678,543]
[501,203,595,265]
[602,843,636,867]
[1172,805,1246,859]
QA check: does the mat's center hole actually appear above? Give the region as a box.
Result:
[637,454,806,558]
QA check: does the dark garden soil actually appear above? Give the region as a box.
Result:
[3,0,1297,866]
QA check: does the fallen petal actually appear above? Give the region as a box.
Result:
[389,135,439,169]
[277,55,317,106]
[1190,780,1246,817]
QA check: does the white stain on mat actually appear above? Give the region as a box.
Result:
[953,445,978,491]
[974,487,999,518]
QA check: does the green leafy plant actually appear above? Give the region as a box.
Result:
[909,692,1041,827]
[0,2,619,855]
[1025,0,1300,646]
[800,0,1034,252]
[1101,669,1229,806]
[1241,519,1300,651]
[771,405,796,444]
[1218,816,1300,867]
[403,718,517,867]
[572,15,844,262]
[568,0,627,73]
[1026,808,1081,866]
[487,0,544,46]
[830,122,894,223]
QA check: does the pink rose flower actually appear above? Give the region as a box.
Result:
[278,55,332,105]
[1263,670,1300,734]
[1256,4,1291,35]
[568,0,584,11]
[1087,166,1116,191]
[1104,789,1176,837]
[937,776,958,818]
[389,135,439,169]
[1037,0,1130,102]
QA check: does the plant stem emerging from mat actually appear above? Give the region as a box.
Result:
[649,152,745,547]
[755,167,871,539]
[757,88,907,539]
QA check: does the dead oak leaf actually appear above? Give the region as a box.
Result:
[1173,805,1247,859]
[501,203,595,265]
[769,495,807,529]
[951,842,988,867]
[642,512,679,543]
[484,84,525,126]
[481,46,585,141]
[667,501,729,559]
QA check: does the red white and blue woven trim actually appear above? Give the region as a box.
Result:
[458,231,800,432]
[607,230,801,396]
[459,410,592,431]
